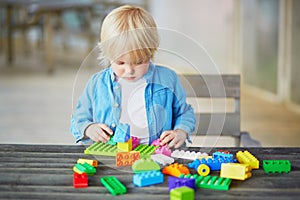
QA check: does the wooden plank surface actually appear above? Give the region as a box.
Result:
[0,144,299,200]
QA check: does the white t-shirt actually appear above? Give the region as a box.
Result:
[119,78,149,144]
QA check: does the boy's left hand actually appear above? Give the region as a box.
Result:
[160,129,187,148]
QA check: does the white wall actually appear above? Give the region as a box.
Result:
[148,0,235,74]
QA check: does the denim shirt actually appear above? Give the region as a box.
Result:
[70,62,196,144]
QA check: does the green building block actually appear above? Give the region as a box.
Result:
[178,174,231,190]
[263,160,291,173]
[84,142,117,156]
[132,158,160,173]
[106,136,117,145]
[100,176,127,196]
[170,186,194,200]
[196,175,231,190]
[73,163,96,175]
[133,144,158,158]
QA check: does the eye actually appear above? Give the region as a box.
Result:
[116,61,125,65]
[136,60,145,65]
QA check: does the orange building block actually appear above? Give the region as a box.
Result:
[116,151,140,167]
[162,163,190,177]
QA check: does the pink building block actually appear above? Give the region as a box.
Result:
[155,144,172,157]
[151,138,162,146]
[131,136,140,150]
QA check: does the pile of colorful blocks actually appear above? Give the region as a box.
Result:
[73,123,292,199]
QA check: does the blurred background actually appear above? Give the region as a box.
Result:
[0,0,299,146]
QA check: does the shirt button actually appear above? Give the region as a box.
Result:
[111,123,116,128]
[114,103,119,107]
[115,85,120,90]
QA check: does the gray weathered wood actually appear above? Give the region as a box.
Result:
[0,144,299,200]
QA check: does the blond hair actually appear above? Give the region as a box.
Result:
[99,5,159,66]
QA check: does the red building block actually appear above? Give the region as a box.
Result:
[73,173,88,188]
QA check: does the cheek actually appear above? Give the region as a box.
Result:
[112,66,124,77]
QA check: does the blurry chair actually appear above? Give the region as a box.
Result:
[179,74,261,147]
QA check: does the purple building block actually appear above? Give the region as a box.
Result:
[131,136,140,150]
[168,176,196,191]
[113,123,130,142]
[155,144,172,157]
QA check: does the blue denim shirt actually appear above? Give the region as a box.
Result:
[70,62,196,144]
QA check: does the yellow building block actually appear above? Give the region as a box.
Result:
[236,150,259,169]
[77,158,98,167]
[117,138,132,152]
[220,163,252,180]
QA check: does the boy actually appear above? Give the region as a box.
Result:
[70,5,195,148]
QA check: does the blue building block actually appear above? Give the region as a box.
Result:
[213,151,233,160]
[188,157,235,171]
[168,176,196,191]
[113,123,130,142]
[133,171,164,187]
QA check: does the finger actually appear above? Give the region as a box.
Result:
[99,124,113,135]
[174,140,184,149]
[160,131,170,140]
[168,138,177,148]
[161,133,175,146]
[95,127,109,142]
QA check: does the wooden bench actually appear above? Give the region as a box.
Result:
[179,74,260,147]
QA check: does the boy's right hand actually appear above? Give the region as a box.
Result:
[84,123,113,143]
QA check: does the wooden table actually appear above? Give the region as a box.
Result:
[0,144,299,199]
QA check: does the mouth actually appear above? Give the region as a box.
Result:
[124,77,136,81]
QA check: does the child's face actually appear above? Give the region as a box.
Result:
[111,53,150,82]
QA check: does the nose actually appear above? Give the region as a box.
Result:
[125,65,135,75]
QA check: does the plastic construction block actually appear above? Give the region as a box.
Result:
[188,157,234,171]
[236,150,259,169]
[151,153,174,165]
[100,176,127,196]
[131,136,140,150]
[113,123,130,142]
[162,163,190,177]
[133,171,164,187]
[107,136,117,145]
[73,163,96,175]
[220,163,252,180]
[168,176,196,191]
[213,151,233,161]
[84,142,117,156]
[117,137,132,152]
[171,150,208,160]
[73,173,88,188]
[196,175,231,190]
[263,160,291,173]
[116,151,140,167]
[197,164,210,176]
[132,158,160,173]
[77,158,98,167]
[154,144,172,157]
[133,144,158,158]
[170,186,194,200]
[151,138,162,146]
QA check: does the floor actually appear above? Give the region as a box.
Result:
[0,47,300,147]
